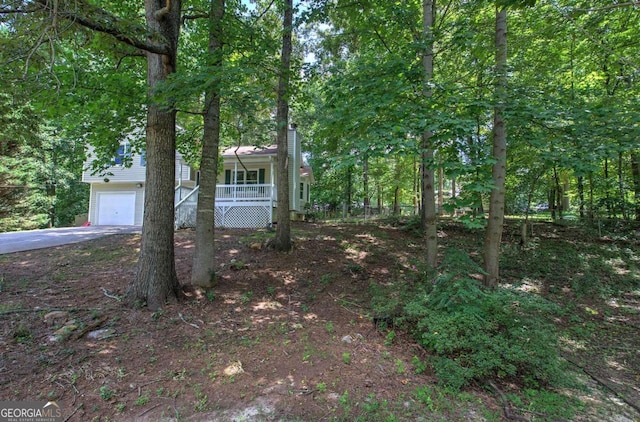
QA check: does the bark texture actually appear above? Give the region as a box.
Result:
[632,152,640,221]
[127,0,182,309]
[483,6,508,288]
[421,0,438,268]
[273,0,293,252]
[191,0,224,288]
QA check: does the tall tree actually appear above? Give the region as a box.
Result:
[127,0,182,309]
[421,0,438,268]
[483,3,508,287]
[632,152,640,221]
[190,0,225,288]
[273,0,293,251]
[1,3,183,308]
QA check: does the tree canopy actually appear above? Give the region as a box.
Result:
[2,0,639,293]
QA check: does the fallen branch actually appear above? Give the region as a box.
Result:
[488,380,530,421]
[329,293,363,308]
[63,404,83,422]
[0,307,103,316]
[178,313,199,329]
[138,403,162,417]
[328,293,367,318]
[101,287,122,301]
[139,378,167,388]
[72,315,109,340]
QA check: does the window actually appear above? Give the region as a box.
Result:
[300,182,304,200]
[246,170,258,184]
[113,143,131,166]
[140,151,146,167]
[225,169,265,184]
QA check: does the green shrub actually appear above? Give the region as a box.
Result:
[373,248,566,391]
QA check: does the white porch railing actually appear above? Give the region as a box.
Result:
[216,184,274,202]
[175,184,276,229]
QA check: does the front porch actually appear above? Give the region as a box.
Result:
[175,184,276,229]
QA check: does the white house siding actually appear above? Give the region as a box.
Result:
[82,154,147,183]
[88,182,145,226]
[176,161,191,183]
[83,127,309,228]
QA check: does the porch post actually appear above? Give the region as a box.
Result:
[270,157,275,204]
[234,161,238,201]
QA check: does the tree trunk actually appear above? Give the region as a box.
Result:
[421,0,437,268]
[363,155,370,216]
[483,6,508,288]
[191,0,224,288]
[393,158,402,215]
[578,175,585,218]
[413,155,419,216]
[549,186,557,220]
[604,158,611,218]
[562,175,570,215]
[450,177,456,216]
[618,151,627,220]
[345,165,353,216]
[127,0,182,310]
[631,152,640,221]
[552,166,562,220]
[273,0,293,251]
[438,165,444,216]
[588,172,594,219]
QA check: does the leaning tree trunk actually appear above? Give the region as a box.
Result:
[273,0,293,251]
[191,0,224,288]
[127,0,182,309]
[483,5,508,288]
[421,0,438,268]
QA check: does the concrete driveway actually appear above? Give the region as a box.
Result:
[0,226,141,255]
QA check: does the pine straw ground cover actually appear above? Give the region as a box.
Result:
[0,220,638,421]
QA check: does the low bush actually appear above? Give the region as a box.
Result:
[372,248,566,391]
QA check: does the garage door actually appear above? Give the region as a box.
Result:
[97,192,136,225]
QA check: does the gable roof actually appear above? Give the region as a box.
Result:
[221,145,277,157]
[300,166,314,183]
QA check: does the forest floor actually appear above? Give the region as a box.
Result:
[0,219,639,421]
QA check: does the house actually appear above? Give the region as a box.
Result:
[82,126,314,229]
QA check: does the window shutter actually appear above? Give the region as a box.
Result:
[225,170,231,184]
[259,168,265,184]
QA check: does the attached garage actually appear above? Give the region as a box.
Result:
[96,192,136,225]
